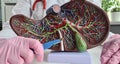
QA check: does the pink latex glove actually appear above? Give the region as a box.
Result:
[0,36,44,64]
[101,34,120,64]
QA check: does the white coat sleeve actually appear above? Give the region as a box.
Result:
[57,0,70,6]
[46,0,70,10]
[12,0,32,18]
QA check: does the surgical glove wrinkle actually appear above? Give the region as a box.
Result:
[101,34,120,64]
[0,36,44,64]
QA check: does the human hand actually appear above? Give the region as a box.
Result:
[0,36,44,64]
[101,34,120,64]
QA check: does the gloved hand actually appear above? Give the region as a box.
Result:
[101,34,120,64]
[0,36,44,64]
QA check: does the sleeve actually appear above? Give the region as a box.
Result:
[46,0,70,10]
[12,0,32,18]
[57,0,70,6]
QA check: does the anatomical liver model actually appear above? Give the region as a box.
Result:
[10,0,110,52]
